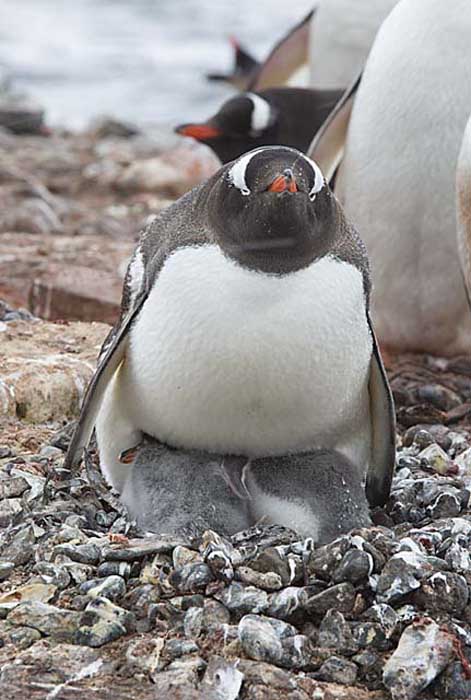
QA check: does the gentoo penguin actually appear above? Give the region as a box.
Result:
[457,114,471,302]
[121,440,250,537]
[247,9,315,90]
[206,36,259,91]
[326,0,471,355]
[248,2,396,92]
[307,0,397,90]
[64,146,395,508]
[175,87,342,164]
[246,449,371,543]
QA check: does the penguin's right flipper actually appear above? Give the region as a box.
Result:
[249,9,316,91]
[365,315,396,507]
[307,71,362,184]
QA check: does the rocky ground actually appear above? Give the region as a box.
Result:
[2,119,471,699]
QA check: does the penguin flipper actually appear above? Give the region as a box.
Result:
[249,9,315,91]
[63,298,145,471]
[365,314,396,507]
[306,71,362,184]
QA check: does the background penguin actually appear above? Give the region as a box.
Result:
[206,36,260,91]
[247,1,396,92]
[246,449,371,543]
[331,0,471,355]
[307,0,397,90]
[64,146,395,509]
[175,87,342,164]
[121,440,250,537]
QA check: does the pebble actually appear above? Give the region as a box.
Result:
[53,543,101,565]
[7,601,80,642]
[316,656,358,685]
[0,475,29,499]
[383,618,454,700]
[266,586,308,621]
[80,575,127,601]
[0,498,23,527]
[418,443,452,474]
[237,566,283,591]
[332,548,373,584]
[376,550,445,604]
[215,583,268,618]
[77,596,135,647]
[413,571,469,614]
[318,610,359,656]
[169,562,214,594]
[306,582,356,616]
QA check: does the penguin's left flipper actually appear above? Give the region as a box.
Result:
[366,313,396,507]
[307,71,362,184]
[249,9,315,91]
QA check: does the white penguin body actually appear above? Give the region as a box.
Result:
[337,0,471,354]
[309,0,397,89]
[96,245,372,491]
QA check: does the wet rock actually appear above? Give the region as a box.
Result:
[0,498,22,527]
[383,618,454,700]
[333,548,373,584]
[215,583,268,618]
[376,550,445,604]
[237,566,283,591]
[318,610,359,655]
[80,574,126,601]
[169,562,214,593]
[316,656,358,685]
[306,582,356,616]
[238,614,311,669]
[418,443,452,474]
[0,475,29,499]
[53,542,101,565]
[200,656,244,700]
[307,537,351,581]
[7,601,80,641]
[77,596,135,647]
[266,586,308,621]
[414,571,468,614]
[0,561,14,580]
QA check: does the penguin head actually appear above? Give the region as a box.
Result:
[175,92,277,163]
[204,146,341,274]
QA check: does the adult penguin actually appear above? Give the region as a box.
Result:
[64,146,395,508]
[334,0,471,354]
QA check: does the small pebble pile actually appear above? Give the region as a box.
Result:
[1,353,471,699]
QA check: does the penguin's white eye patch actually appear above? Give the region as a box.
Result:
[227,147,267,196]
[304,155,325,201]
[246,92,272,135]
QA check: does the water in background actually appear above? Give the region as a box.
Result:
[0,0,312,130]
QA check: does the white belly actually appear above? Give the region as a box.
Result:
[338,0,471,354]
[119,245,372,463]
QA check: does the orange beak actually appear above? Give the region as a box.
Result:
[267,169,298,193]
[175,123,221,140]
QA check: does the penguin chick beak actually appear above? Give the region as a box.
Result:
[175,123,222,140]
[267,168,298,193]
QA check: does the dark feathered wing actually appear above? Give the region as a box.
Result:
[249,9,315,91]
[307,71,362,183]
[366,313,396,506]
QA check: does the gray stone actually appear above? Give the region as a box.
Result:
[306,582,356,616]
[215,583,268,618]
[7,601,80,642]
[317,656,358,685]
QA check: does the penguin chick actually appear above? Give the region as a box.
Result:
[246,449,371,544]
[175,87,342,164]
[121,440,251,538]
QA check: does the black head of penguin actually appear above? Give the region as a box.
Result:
[200,146,341,275]
[175,88,342,164]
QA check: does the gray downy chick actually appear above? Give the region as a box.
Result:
[121,440,251,538]
[246,449,371,545]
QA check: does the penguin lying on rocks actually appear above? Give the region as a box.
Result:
[64,145,395,510]
[123,440,370,543]
[175,87,342,164]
